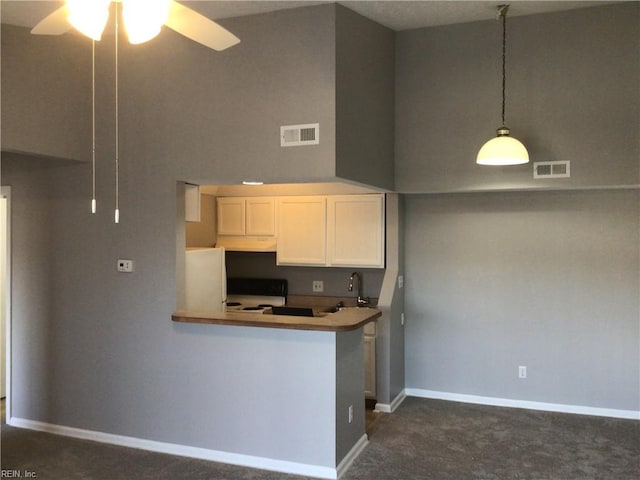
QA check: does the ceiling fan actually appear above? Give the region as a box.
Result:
[30,0,240,51]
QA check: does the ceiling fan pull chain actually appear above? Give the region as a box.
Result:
[91,40,97,214]
[114,1,120,224]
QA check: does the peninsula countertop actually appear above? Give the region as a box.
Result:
[172,305,381,332]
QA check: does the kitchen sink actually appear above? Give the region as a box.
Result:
[322,306,340,314]
[322,305,374,314]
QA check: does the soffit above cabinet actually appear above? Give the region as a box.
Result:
[201,182,385,197]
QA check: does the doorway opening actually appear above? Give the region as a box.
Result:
[1,186,11,423]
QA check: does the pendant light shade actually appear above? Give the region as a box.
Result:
[477,127,529,165]
[476,4,529,166]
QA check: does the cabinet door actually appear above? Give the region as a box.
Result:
[277,196,326,265]
[217,197,245,235]
[364,334,376,399]
[185,184,201,222]
[327,194,385,267]
[245,197,275,236]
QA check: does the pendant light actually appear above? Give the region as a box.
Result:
[476,4,529,166]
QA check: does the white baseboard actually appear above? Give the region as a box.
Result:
[7,417,339,479]
[336,434,368,478]
[375,390,407,413]
[405,388,640,420]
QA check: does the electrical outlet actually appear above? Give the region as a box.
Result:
[518,366,527,379]
[398,275,404,288]
[348,405,353,424]
[312,280,324,292]
[117,259,133,273]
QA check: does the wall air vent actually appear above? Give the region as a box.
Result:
[280,123,319,147]
[533,161,571,179]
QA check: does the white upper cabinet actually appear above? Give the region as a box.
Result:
[245,197,276,236]
[327,194,385,268]
[217,197,246,235]
[277,196,327,266]
[185,184,201,222]
[277,194,385,268]
[217,197,275,236]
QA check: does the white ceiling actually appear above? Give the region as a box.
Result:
[0,0,616,32]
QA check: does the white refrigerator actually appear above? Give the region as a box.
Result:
[185,247,227,312]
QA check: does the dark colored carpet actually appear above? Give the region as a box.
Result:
[2,397,638,479]
[348,397,639,480]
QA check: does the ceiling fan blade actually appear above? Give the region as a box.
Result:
[30,5,72,36]
[164,0,240,51]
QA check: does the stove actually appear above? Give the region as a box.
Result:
[226,278,287,314]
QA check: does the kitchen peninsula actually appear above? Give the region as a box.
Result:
[172,305,380,331]
[170,306,380,479]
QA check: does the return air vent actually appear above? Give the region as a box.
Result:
[533,161,570,179]
[280,123,319,147]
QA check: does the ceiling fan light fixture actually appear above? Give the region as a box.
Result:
[123,0,171,44]
[67,0,110,41]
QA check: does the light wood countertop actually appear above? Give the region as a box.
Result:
[172,306,381,332]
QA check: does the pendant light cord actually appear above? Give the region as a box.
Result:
[114,2,120,224]
[500,5,508,128]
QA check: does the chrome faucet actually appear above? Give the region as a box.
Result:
[348,272,369,307]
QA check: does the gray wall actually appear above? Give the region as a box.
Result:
[2,6,638,472]
[373,193,405,408]
[2,5,339,185]
[3,155,342,468]
[0,4,366,467]
[404,189,640,411]
[388,195,405,403]
[1,154,64,421]
[335,328,365,464]
[395,3,640,193]
[0,25,90,162]
[335,5,395,189]
[2,2,396,189]
[147,4,337,185]
[397,2,640,414]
